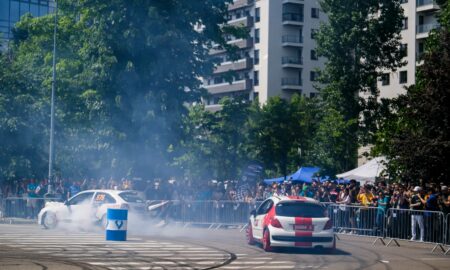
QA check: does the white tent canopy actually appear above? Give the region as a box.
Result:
[336,157,387,184]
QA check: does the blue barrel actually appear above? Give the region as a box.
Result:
[106,208,128,241]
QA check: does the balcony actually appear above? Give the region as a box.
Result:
[205,79,253,94]
[229,0,255,11]
[416,23,440,38]
[416,0,440,12]
[213,58,253,74]
[228,16,254,27]
[282,35,303,47]
[282,56,303,68]
[281,77,302,91]
[282,0,304,4]
[282,13,304,25]
[209,38,253,55]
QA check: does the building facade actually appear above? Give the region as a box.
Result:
[378,0,440,99]
[0,0,55,49]
[359,0,441,165]
[203,0,326,108]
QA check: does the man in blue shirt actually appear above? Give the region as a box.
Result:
[68,181,81,199]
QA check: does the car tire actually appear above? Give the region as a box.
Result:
[42,212,57,229]
[262,229,273,252]
[246,222,256,245]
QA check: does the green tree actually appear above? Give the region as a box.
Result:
[1,0,243,181]
[175,97,250,181]
[373,4,450,183]
[248,97,294,178]
[316,0,405,172]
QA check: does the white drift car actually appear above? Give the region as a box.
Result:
[38,190,147,229]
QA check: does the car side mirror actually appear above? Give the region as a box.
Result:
[250,209,256,217]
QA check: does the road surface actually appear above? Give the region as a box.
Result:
[0,224,449,269]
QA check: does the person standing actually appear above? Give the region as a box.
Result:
[26,179,38,218]
[410,186,425,242]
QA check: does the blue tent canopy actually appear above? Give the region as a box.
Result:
[263,167,321,184]
[263,176,285,184]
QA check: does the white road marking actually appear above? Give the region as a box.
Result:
[0,231,299,270]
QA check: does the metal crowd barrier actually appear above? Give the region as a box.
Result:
[326,204,383,237]
[2,196,450,253]
[0,197,54,221]
[147,200,259,229]
[446,214,450,254]
[385,209,444,244]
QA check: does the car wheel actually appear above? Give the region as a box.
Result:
[246,222,256,245]
[42,212,57,229]
[262,229,273,252]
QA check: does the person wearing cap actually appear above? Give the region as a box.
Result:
[409,186,425,242]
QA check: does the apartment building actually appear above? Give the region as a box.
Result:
[203,0,326,108]
[0,0,55,49]
[378,0,440,99]
[360,0,441,165]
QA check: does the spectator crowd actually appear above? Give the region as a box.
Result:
[1,176,450,243]
[1,177,449,218]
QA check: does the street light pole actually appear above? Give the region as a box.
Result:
[48,1,58,195]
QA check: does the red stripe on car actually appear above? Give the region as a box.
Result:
[294,217,312,247]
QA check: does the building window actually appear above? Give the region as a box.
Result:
[418,42,425,59]
[399,71,407,84]
[254,50,259,65]
[254,71,259,86]
[381,73,390,86]
[310,71,319,82]
[311,8,319,19]
[402,17,408,30]
[400,43,408,57]
[310,50,318,60]
[255,8,260,23]
[254,28,260,44]
[311,29,318,39]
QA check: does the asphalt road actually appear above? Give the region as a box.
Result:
[0,224,449,270]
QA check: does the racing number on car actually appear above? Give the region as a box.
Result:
[95,194,106,202]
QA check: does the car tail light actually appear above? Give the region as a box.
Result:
[270,218,283,228]
[324,219,333,230]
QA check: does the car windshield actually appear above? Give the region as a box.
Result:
[275,202,325,218]
[119,192,144,203]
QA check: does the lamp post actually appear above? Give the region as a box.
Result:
[47,1,57,195]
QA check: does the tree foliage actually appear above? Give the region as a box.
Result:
[0,0,242,180]
[316,0,405,171]
[373,6,450,183]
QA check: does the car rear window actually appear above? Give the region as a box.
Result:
[275,202,326,218]
[119,192,144,203]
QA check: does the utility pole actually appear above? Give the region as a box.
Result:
[48,1,57,195]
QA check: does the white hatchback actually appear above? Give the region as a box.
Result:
[246,195,335,252]
[38,190,147,229]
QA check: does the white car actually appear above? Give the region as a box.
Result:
[38,190,147,229]
[246,195,335,252]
